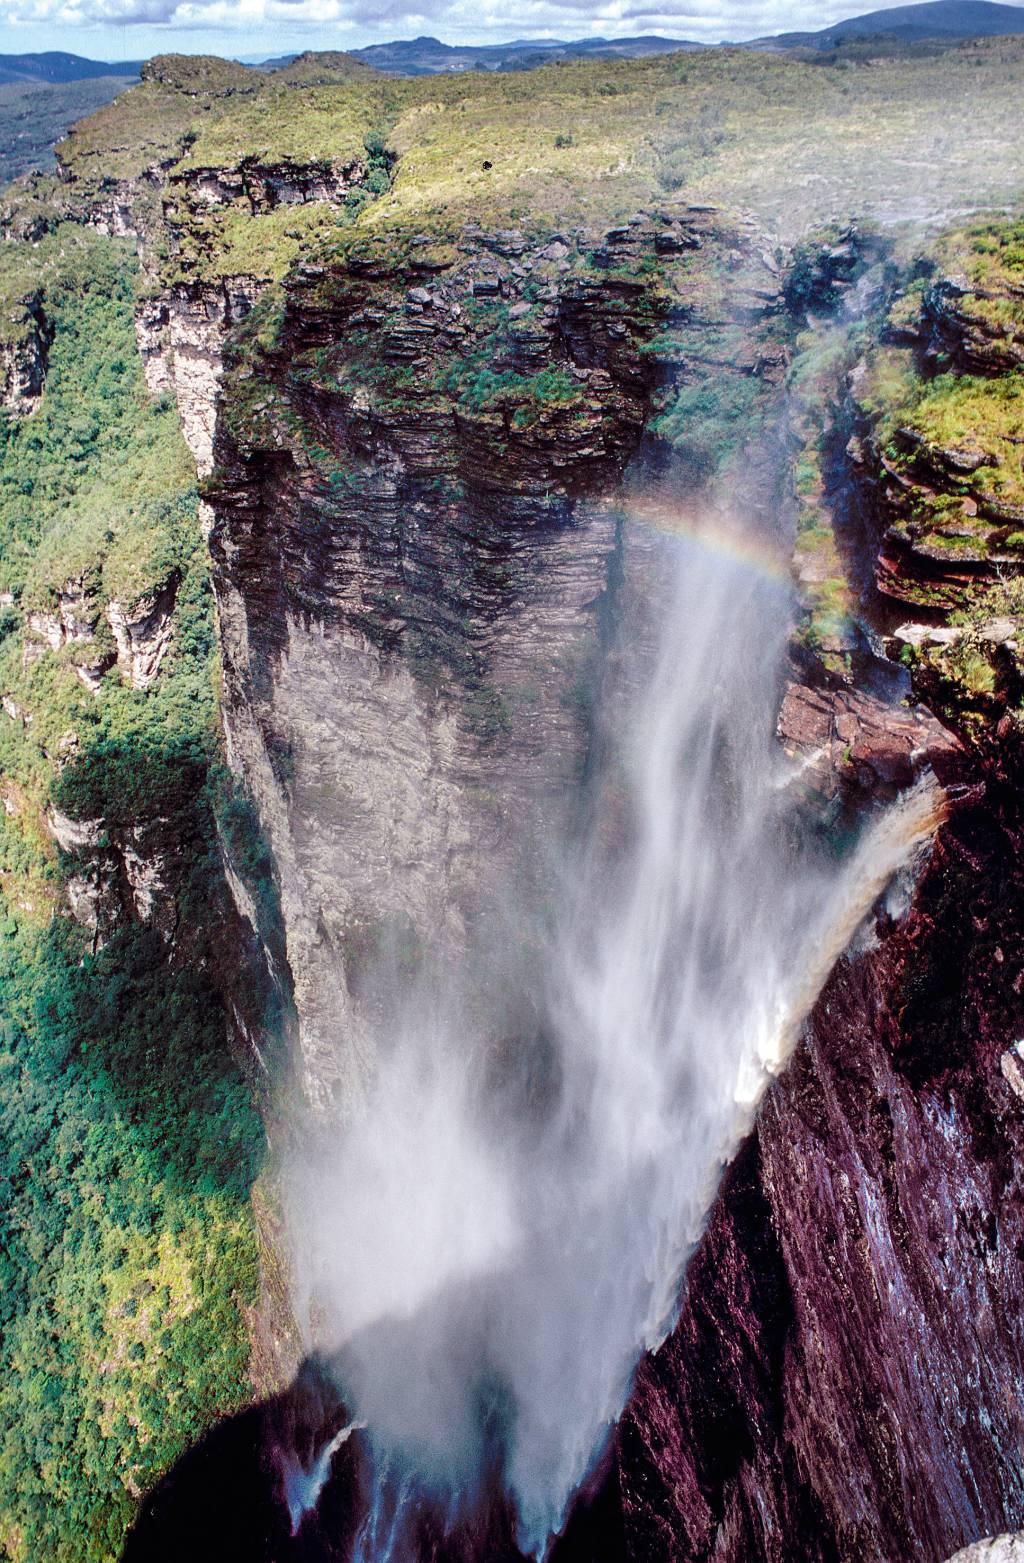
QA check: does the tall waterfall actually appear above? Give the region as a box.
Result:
[284,501,945,1559]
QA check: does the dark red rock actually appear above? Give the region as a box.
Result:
[777,676,966,798]
[566,796,1024,1563]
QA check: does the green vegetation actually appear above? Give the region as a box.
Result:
[0,228,263,1560]
[174,81,380,172]
[162,125,398,284]
[44,37,1024,277]
[889,371,1024,513]
[1,237,195,601]
[852,214,1024,741]
[933,214,1024,301]
[54,55,257,186]
[897,574,1024,742]
[166,198,347,285]
[651,371,763,476]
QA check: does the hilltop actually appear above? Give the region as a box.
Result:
[761,0,1024,47]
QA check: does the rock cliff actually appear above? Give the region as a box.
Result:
[0,285,51,413]
[202,208,785,1102]
[589,216,1024,1563]
[606,782,1024,1561]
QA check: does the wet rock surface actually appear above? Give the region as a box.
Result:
[777,668,966,800]
[589,785,1024,1562]
[118,777,1024,1560]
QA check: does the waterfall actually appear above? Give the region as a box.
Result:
[284,1422,365,1535]
[284,502,944,1560]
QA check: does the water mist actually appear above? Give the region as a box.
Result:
[283,500,944,1560]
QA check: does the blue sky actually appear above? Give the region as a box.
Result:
[0,0,1020,64]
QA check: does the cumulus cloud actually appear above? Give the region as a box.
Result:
[0,0,938,45]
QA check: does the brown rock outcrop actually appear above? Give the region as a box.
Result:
[777,674,965,799]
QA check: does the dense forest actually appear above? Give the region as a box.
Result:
[0,231,262,1560]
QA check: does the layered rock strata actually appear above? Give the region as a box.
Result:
[203,210,783,1103]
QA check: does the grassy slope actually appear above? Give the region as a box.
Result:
[862,216,1024,543]
[0,229,262,1563]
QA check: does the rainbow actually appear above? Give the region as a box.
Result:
[614,493,797,586]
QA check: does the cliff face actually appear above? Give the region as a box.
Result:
[589,219,1024,1563]
[201,209,784,1102]
[0,286,51,413]
[118,173,1024,1558]
[844,218,1024,777]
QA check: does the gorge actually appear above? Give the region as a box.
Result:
[0,36,1023,1563]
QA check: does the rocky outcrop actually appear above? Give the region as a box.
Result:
[136,280,262,470]
[846,220,1024,625]
[0,290,52,414]
[923,275,1024,378]
[46,805,181,946]
[21,572,115,689]
[776,666,965,800]
[786,223,890,318]
[169,158,364,217]
[847,409,1022,616]
[107,574,180,688]
[26,568,100,647]
[19,570,181,690]
[841,234,1024,779]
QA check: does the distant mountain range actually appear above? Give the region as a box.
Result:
[325,1,1024,73]
[1,0,1023,92]
[346,34,705,74]
[757,0,1024,49]
[0,50,139,86]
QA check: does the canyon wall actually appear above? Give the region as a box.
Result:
[201,209,785,1106]
[582,219,1024,1563]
